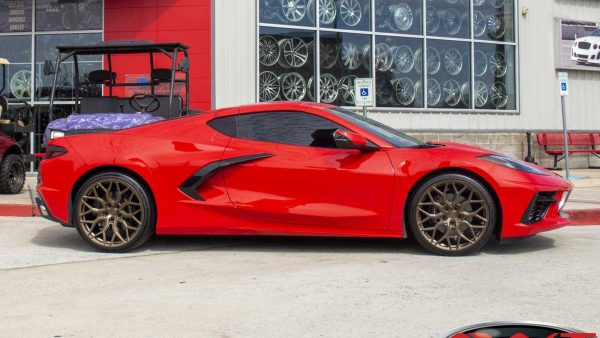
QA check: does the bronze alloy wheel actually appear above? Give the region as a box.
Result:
[75,172,155,252]
[409,174,496,255]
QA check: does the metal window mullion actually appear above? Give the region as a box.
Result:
[423,3,428,109]
[470,0,475,110]
[259,22,318,32]
[514,0,520,113]
[315,0,320,103]
[371,0,376,109]
[29,0,36,172]
[256,0,260,102]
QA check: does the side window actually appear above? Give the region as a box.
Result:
[236,112,343,147]
[208,116,237,137]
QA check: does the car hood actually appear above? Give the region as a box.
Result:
[574,36,600,44]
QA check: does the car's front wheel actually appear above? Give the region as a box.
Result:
[74,171,155,252]
[408,173,496,256]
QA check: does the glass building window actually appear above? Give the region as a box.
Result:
[0,1,33,33]
[35,0,103,31]
[0,35,33,100]
[258,0,518,113]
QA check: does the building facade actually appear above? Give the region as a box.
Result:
[1,0,599,168]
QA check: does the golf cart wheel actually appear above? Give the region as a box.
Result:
[0,154,26,194]
[408,173,496,256]
[74,172,155,252]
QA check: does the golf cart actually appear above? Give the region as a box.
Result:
[0,58,35,194]
[44,40,191,142]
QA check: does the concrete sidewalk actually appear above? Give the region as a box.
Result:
[2,170,599,222]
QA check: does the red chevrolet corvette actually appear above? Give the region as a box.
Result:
[36,102,572,255]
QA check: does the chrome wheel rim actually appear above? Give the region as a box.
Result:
[474,0,485,6]
[393,77,416,106]
[392,45,415,73]
[376,79,393,105]
[338,75,357,104]
[416,179,491,252]
[487,15,505,39]
[426,6,440,34]
[260,0,280,21]
[281,0,307,22]
[415,80,423,106]
[427,78,441,106]
[491,0,505,9]
[474,80,489,108]
[444,48,463,75]
[339,42,361,70]
[259,71,280,101]
[319,0,336,24]
[361,44,371,70]
[473,11,486,37]
[491,82,508,108]
[443,79,462,107]
[280,72,306,101]
[77,178,145,249]
[414,48,422,74]
[427,47,441,75]
[474,50,488,77]
[281,37,308,68]
[460,82,470,107]
[319,73,339,103]
[443,8,461,35]
[490,51,508,77]
[10,70,40,99]
[375,43,393,72]
[259,36,280,66]
[320,42,338,69]
[339,0,362,27]
[392,3,413,31]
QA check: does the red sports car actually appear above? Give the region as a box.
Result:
[36,102,572,255]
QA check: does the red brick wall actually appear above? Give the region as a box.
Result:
[104,0,211,110]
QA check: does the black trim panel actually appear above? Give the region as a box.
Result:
[179,153,273,201]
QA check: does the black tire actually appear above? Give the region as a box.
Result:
[73,171,155,252]
[0,154,26,194]
[408,173,496,256]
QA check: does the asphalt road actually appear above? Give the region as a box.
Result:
[1,217,599,337]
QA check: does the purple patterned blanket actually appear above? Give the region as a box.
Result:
[44,113,164,143]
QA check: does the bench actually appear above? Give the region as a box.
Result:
[536,132,600,169]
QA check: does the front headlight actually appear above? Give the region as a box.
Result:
[479,154,548,175]
[50,130,65,140]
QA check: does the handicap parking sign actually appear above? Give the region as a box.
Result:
[354,78,373,106]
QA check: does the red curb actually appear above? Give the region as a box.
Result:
[0,204,40,217]
[565,209,600,226]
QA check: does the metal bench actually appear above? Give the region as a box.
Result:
[536,132,600,169]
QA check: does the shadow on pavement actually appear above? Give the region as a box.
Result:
[31,224,556,256]
[484,235,556,255]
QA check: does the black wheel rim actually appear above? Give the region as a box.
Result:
[8,161,24,190]
[416,179,490,252]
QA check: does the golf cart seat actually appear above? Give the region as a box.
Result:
[0,95,27,130]
[79,95,183,118]
[151,68,172,82]
[88,70,116,84]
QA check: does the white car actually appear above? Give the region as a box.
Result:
[571,29,600,65]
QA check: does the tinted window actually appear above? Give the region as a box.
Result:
[238,112,342,147]
[210,111,344,148]
[208,116,236,137]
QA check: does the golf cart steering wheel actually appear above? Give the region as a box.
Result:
[129,94,160,113]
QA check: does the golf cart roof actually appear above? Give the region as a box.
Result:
[0,58,9,65]
[55,40,190,55]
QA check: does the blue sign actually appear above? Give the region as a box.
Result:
[360,88,369,96]
[561,82,567,91]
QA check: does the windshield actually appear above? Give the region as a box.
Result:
[592,29,600,37]
[329,107,425,148]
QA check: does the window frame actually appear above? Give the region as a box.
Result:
[256,0,520,115]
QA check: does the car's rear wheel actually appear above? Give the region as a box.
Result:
[0,154,26,194]
[408,173,496,256]
[74,172,155,252]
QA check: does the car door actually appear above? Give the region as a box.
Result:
[216,110,395,231]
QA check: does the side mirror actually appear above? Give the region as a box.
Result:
[43,60,55,76]
[333,129,378,152]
